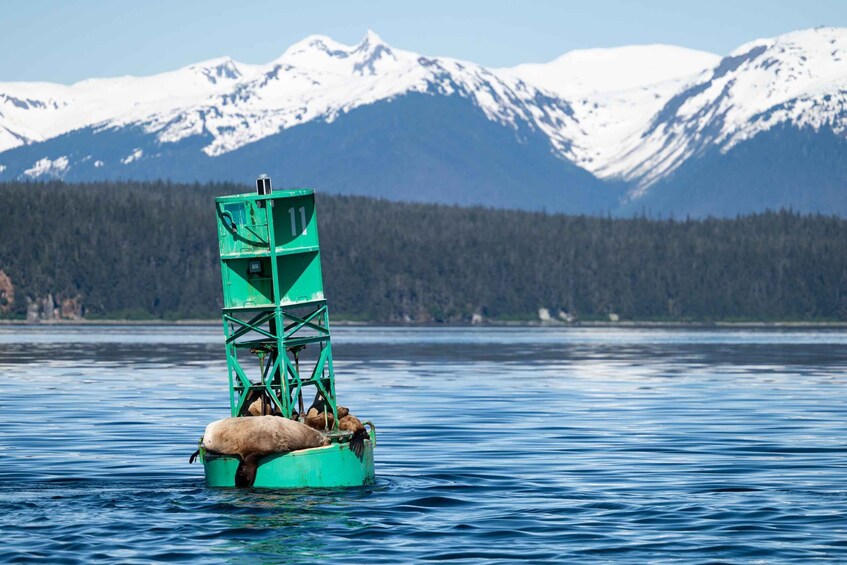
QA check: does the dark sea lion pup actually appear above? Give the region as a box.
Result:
[200,416,329,487]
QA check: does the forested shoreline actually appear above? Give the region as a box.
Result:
[1,180,846,323]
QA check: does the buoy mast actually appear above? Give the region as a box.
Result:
[215,176,340,424]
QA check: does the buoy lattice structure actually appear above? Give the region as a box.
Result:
[200,178,375,488]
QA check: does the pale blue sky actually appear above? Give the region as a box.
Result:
[2,0,845,84]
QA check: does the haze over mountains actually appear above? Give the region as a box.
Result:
[1,27,846,216]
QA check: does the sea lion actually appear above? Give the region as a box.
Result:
[244,390,281,417]
[304,407,334,430]
[304,391,336,429]
[303,391,369,460]
[303,404,353,429]
[338,414,369,460]
[201,416,329,487]
[303,390,350,430]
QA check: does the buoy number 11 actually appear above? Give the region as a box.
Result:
[288,206,309,237]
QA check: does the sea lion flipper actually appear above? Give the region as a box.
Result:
[349,429,369,461]
[235,454,260,487]
[188,449,200,464]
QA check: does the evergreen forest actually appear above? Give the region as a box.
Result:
[1,180,846,323]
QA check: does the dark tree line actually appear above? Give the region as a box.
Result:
[1,180,846,322]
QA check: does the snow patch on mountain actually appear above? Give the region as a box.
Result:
[507,45,721,175]
[24,156,69,178]
[509,44,720,96]
[121,148,144,164]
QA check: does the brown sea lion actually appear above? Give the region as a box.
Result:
[303,404,348,428]
[338,414,370,460]
[244,390,280,417]
[303,390,346,430]
[303,405,353,428]
[338,413,363,433]
[304,406,334,430]
[201,416,329,487]
[302,391,369,459]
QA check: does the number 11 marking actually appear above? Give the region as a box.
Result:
[288,206,308,237]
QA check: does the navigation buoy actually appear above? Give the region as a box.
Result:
[192,177,376,488]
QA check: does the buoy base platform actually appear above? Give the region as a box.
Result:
[201,440,375,488]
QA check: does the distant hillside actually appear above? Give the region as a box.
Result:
[1,181,846,323]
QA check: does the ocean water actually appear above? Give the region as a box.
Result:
[0,325,846,563]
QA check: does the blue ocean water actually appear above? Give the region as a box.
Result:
[0,325,845,563]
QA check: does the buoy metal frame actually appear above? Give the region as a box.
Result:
[214,185,339,423]
[204,179,374,488]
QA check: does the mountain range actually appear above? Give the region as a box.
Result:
[1,27,846,216]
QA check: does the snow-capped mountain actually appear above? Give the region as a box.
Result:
[506,45,721,175]
[603,26,847,216]
[0,57,257,152]
[0,31,581,166]
[0,30,627,213]
[1,28,847,216]
[619,27,847,193]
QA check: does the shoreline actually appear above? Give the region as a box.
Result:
[2,319,847,329]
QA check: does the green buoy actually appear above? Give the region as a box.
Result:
[200,175,375,488]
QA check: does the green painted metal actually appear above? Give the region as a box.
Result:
[202,440,375,488]
[209,182,374,488]
[214,187,336,420]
